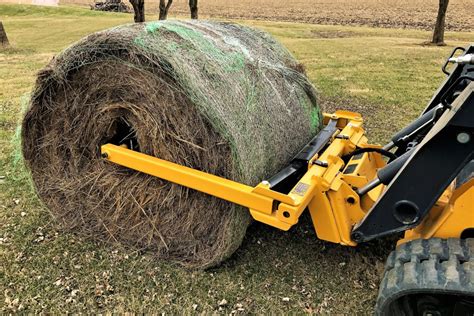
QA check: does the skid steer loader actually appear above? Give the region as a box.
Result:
[101,45,474,315]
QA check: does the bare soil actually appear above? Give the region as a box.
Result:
[167,0,473,31]
[4,0,472,31]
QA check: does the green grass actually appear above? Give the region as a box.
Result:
[0,3,125,16]
[1,4,472,313]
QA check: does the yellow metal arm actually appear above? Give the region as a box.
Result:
[101,143,273,213]
[101,143,296,230]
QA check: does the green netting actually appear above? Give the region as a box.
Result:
[10,94,34,185]
[131,20,321,179]
[22,20,322,269]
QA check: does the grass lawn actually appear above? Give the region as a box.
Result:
[1,4,473,313]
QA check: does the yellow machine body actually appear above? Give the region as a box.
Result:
[399,178,474,245]
[101,111,474,247]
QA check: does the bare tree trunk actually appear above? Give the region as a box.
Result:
[189,0,198,19]
[159,0,173,20]
[0,21,9,48]
[129,0,145,22]
[432,0,449,45]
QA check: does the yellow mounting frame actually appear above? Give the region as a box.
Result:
[101,111,384,245]
[100,110,474,247]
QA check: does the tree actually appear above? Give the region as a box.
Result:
[159,0,173,20]
[129,0,145,22]
[0,21,9,48]
[431,0,449,45]
[189,0,198,19]
[93,0,131,13]
[158,0,197,20]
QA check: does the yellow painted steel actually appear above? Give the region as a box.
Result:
[101,109,473,247]
[400,179,474,245]
[101,143,274,215]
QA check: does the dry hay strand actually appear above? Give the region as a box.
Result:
[21,20,322,269]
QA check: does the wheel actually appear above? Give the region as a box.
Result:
[376,238,474,316]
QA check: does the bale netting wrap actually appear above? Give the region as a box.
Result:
[22,20,322,269]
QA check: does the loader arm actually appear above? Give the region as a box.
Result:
[351,81,474,242]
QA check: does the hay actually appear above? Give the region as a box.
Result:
[21,20,322,269]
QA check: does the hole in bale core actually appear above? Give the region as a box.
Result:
[104,117,140,151]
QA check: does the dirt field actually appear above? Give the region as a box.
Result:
[3,0,472,31]
[170,0,474,31]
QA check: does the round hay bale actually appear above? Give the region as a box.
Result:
[22,20,322,269]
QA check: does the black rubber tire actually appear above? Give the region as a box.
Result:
[375,238,474,316]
